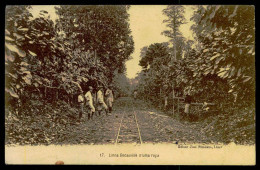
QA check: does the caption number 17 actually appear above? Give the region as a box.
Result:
[100,153,105,157]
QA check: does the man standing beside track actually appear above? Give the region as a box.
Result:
[105,84,114,114]
[97,85,108,116]
[85,86,95,120]
[133,90,137,100]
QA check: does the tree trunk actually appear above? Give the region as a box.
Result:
[177,98,179,115]
[45,87,47,99]
[56,90,58,100]
[172,8,176,115]
[159,87,162,109]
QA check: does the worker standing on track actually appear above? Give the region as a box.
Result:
[133,90,137,100]
[184,94,192,114]
[85,86,95,120]
[105,84,114,114]
[97,85,108,116]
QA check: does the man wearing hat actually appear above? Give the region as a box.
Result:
[105,84,114,113]
[85,86,95,120]
[97,85,108,116]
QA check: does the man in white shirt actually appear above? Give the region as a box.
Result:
[105,84,114,113]
[85,86,95,120]
[133,90,137,100]
[78,90,84,122]
[97,85,108,116]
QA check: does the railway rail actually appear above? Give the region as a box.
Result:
[115,101,143,144]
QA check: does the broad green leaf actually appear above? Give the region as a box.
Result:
[8,73,17,79]
[218,70,227,78]
[34,83,39,87]
[209,9,216,19]
[5,29,10,35]
[5,43,26,57]
[18,49,26,58]
[17,28,29,32]
[43,31,49,36]
[237,68,242,77]
[5,87,19,98]
[13,33,23,40]
[62,76,66,82]
[217,68,225,74]
[22,76,32,85]
[5,54,14,62]
[5,36,14,42]
[214,37,222,41]
[20,67,29,72]
[5,43,19,53]
[248,46,254,54]
[222,71,229,79]
[37,80,43,85]
[203,49,209,53]
[28,50,37,56]
[210,53,220,61]
[243,76,252,83]
[203,69,211,76]
[229,66,236,77]
[229,6,238,19]
[25,34,31,39]
[215,56,223,64]
[21,62,29,66]
[215,5,221,11]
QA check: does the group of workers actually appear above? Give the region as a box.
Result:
[77,84,114,123]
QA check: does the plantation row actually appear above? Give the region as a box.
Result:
[135,5,254,111]
[132,6,255,144]
[5,5,134,115]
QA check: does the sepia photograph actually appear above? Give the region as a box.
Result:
[5,5,255,165]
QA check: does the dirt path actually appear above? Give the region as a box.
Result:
[63,97,212,144]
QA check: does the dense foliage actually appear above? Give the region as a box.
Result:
[136,5,255,109]
[5,5,255,145]
[5,5,133,112]
[135,5,255,144]
[112,73,131,97]
[55,5,134,86]
[5,5,134,144]
[191,5,255,106]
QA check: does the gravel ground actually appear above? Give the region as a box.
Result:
[60,97,214,145]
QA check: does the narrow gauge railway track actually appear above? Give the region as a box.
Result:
[115,100,143,144]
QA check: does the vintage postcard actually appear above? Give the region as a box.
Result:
[5,5,255,165]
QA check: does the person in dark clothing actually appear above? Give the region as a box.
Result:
[183,94,193,120]
[184,95,192,105]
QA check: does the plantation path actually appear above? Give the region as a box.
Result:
[66,97,213,144]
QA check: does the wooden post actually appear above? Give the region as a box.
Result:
[143,86,145,100]
[56,90,58,100]
[172,87,175,116]
[45,87,47,99]
[94,49,98,103]
[159,87,162,109]
[177,98,179,115]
